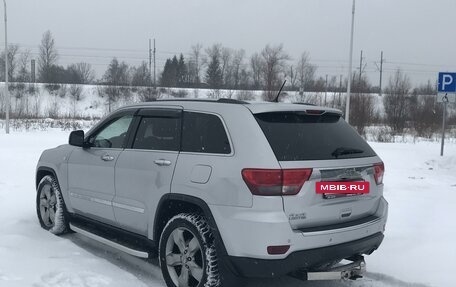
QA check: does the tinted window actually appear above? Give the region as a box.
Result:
[255,112,376,161]
[91,115,133,148]
[132,117,180,151]
[182,112,231,154]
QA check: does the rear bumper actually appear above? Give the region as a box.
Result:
[211,197,388,259]
[227,232,384,278]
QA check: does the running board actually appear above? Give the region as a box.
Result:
[69,223,149,258]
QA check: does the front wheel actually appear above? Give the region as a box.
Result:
[36,175,70,235]
[159,213,220,287]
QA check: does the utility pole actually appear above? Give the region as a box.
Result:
[345,0,356,124]
[153,38,156,89]
[379,51,384,97]
[441,94,449,156]
[4,0,8,134]
[149,39,152,87]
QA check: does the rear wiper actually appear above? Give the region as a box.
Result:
[331,147,364,158]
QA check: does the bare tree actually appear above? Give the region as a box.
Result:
[286,65,298,90]
[0,44,19,81]
[329,76,338,93]
[69,84,83,101]
[102,58,131,112]
[220,47,232,88]
[190,43,203,84]
[297,52,316,92]
[231,49,245,89]
[38,30,59,83]
[260,44,290,101]
[131,61,151,87]
[409,95,442,138]
[204,44,222,66]
[383,69,412,133]
[350,94,377,135]
[250,52,262,90]
[412,80,436,96]
[103,58,130,85]
[17,50,31,82]
[67,62,95,84]
[7,44,18,81]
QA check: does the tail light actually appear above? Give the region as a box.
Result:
[373,162,385,185]
[241,168,313,196]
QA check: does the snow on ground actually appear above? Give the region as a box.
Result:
[0,83,399,120]
[0,129,455,287]
[367,141,456,287]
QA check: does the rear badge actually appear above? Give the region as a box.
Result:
[289,213,307,221]
[316,181,369,198]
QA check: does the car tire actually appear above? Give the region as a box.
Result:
[159,213,220,287]
[36,175,70,235]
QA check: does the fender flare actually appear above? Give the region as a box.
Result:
[36,166,60,190]
[153,193,229,257]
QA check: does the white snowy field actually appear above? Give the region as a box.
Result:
[0,130,455,287]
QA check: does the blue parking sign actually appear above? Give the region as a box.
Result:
[438,72,456,93]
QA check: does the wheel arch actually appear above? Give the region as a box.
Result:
[36,166,59,190]
[153,194,228,257]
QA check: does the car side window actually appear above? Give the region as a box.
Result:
[132,116,181,151]
[91,115,133,148]
[182,112,231,154]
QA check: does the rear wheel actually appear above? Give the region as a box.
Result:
[36,175,70,235]
[159,213,220,287]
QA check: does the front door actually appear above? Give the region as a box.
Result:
[67,113,134,224]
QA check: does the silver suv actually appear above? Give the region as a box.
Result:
[36,99,388,287]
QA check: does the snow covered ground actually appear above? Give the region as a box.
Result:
[0,129,455,287]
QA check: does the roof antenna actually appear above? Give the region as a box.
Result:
[273,80,287,102]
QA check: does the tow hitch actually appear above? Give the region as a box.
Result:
[290,256,366,281]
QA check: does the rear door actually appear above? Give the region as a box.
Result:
[254,111,384,230]
[113,108,182,236]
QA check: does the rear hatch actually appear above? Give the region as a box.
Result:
[254,110,384,231]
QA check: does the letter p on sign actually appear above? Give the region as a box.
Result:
[443,75,453,90]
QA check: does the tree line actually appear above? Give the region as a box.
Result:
[1,30,451,139]
[3,30,440,98]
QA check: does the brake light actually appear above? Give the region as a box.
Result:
[241,168,312,196]
[306,109,325,115]
[373,162,384,185]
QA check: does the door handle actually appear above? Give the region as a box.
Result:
[154,159,172,166]
[101,154,115,161]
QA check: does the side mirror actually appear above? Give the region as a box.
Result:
[69,130,85,147]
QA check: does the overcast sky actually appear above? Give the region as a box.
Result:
[5,0,456,85]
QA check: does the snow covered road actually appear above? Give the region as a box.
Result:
[0,130,454,287]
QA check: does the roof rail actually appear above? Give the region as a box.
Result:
[217,98,249,104]
[152,98,249,105]
[293,102,317,106]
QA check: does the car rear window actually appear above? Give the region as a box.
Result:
[254,112,376,161]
